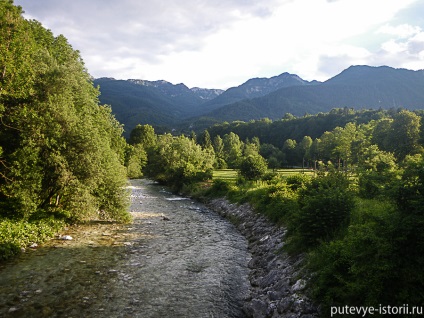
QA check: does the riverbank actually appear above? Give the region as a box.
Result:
[208,198,318,318]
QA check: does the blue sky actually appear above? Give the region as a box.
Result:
[14,0,424,89]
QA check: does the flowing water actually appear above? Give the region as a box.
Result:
[0,179,251,318]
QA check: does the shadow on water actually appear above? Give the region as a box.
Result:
[0,179,251,318]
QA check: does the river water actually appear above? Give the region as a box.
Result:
[0,179,251,318]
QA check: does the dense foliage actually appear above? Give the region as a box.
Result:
[207,108,424,169]
[1,1,130,259]
[185,108,424,317]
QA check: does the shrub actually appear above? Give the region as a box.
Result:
[239,154,268,180]
[308,199,399,314]
[295,172,355,248]
[0,217,65,261]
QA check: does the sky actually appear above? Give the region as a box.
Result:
[14,0,424,90]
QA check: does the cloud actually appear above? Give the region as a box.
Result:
[373,30,424,69]
[377,24,422,38]
[16,0,284,84]
[14,0,424,88]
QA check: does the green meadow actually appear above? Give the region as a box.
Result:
[212,168,314,183]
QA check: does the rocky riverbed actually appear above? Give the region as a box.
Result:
[208,199,319,318]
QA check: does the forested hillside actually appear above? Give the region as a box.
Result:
[0,1,130,258]
[207,108,408,146]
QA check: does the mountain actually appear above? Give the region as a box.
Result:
[196,72,318,113]
[96,66,424,137]
[128,79,223,107]
[190,87,225,100]
[94,73,305,136]
[94,78,223,135]
[196,66,424,123]
[94,78,180,134]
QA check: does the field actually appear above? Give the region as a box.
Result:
[212,169,315,183]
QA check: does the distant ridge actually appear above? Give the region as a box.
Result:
[94,65,424,136]
[195,65,424,123]
[196,72,319,113]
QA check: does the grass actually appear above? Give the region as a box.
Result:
[213,168,315,182]
[213,169,238,182]
[275,168,315,177]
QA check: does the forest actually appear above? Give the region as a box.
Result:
[0,1,130,259]
[1,1,424,316]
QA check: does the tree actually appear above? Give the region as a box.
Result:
[282,139,298,166]
[239,154,268,181]
[298,136,313,169]
[371,118,393,152]
[223,132,243,168]
[198,130,212,149]
[393,154,424,304]
[386,110,422,160]
[310,138,321,170]
[332,123,357,170]
[260,143,284,169]
[296,172,355,247]
[0,4,130,222]
[125,144,147,179]
[357,145,398,198]
[145,134,214,190]
[213,135,226,169]
[243,137,260,157]
[129,124,156,150]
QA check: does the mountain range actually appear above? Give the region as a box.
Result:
[94,65,424,137]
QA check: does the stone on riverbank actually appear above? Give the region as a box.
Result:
[208,199,319,318]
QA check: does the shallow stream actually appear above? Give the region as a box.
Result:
[0,179,251,318]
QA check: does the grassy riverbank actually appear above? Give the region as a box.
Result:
[199,168,424,317]
[0,218,66,261]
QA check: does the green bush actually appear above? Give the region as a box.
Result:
[239,154,268,180]
[0,217,65,261]
[307,199,399,315]
[205,179,232,198]
[295,172,355,248]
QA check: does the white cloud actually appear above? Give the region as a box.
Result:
[377,24,422,38]
[14,0,424,88]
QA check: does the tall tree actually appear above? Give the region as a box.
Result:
[198,130,212,149]
[223,132,243,168]
[129,124,156,150]
[386,110,422,160]
[0,3,129,222]
[299,136,313,169]
[282,139,298,166]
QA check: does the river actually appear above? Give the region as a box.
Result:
[0,179,251,318]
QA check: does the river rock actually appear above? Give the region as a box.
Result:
[60,235,73,240]
[208,199,319,318]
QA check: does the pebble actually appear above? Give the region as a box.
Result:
[60,235,73,240]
